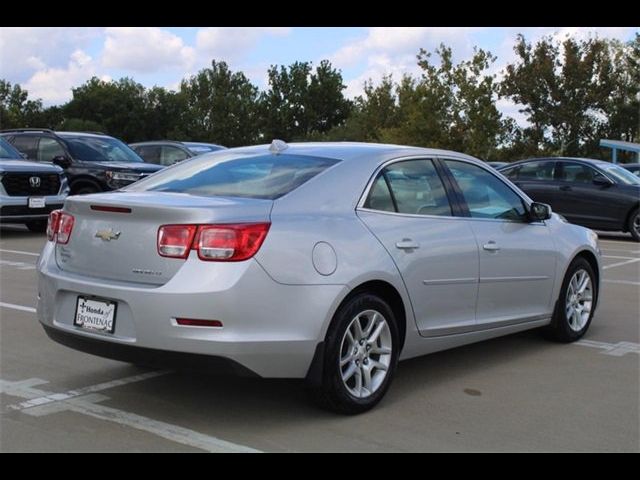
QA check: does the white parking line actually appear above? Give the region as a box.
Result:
[602,255,636,260]
[600,248,640,254]
[603,279,640,286]
[603,258,640,270]
[1,376,261,453]
[576,340,640,357]
[0,248,40,257]
[0,259,36,270]
[0,302,36,313]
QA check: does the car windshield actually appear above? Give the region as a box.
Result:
[0,138,23,159]
[124,152,339,200]
[63,136,143,163]
[601,164,640,185]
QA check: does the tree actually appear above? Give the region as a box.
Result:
[179,61,261,146]
[0,80,44,129]
[500,34,625,158]
[260,60,351,141]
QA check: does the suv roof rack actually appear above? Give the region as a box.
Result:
[0,128,56,134]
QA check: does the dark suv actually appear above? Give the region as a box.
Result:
[0,129,163,195]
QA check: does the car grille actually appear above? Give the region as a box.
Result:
[1,173,61,196]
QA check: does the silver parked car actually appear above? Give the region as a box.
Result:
[37,141,602,413]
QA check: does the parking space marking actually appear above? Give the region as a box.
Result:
[0,249,39,257]
[0,259,36,270]
[1,376,261,453]
[602,255,637,260]
[576,340,640,357]
[0,302,36,313]
[599,248,640,254]
[603,279,640,286]
[603,258,640,270]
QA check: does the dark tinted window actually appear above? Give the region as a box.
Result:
[126,153,339,200]
[135,145,162,164]
[517,161,556,181]
[560,162,595,183]
[445,160,527,221]
[10,135,38,159]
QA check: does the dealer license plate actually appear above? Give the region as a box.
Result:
[74,297,117,333]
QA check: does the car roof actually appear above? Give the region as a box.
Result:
[56,131,112,139]
[226,142,480,167]
[129,140,187,147]
[504,157,615,169]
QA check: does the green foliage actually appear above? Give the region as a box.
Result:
[0,80,44,129]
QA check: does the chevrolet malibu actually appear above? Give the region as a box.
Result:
[37,141,602,413]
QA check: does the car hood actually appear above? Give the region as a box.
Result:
[0,159,63,173]
[82,161,164,173]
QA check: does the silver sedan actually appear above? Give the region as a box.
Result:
[37,141,602,413]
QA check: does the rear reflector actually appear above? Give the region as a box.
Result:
[47,210,62,241]
[91,205,132,213]
[157,225,197,259]
[175,318,223,328]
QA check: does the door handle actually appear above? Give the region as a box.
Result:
[483,241,500,252]
[396,239,420,250]
[559,185,572,191]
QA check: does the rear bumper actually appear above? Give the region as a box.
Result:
[37,242,345,378]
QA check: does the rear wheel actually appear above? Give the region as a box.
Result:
[25,220,47,233]
[628,209,640,242]
[309,293,399,414]
[544,257,597,342]
[71,181,101,195]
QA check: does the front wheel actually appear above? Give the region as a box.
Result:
[309,293,400,414]
[544,257,597,342]
[628,209,640,242]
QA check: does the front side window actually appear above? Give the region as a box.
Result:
[559,162,596,183]
[10,135,38,160]
[444,160,528,221]
[364,159,452,216]
[37,138,66,162]
[136,145,162,164]
[162,146,189,166]
[125,153,339,200]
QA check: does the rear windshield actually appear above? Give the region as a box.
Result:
[124,153,340,200]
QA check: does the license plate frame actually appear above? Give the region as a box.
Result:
[28,197,46,209]
[74,296,117,334]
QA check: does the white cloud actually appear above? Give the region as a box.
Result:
[0,27,102,82]
[195,27,291,63]
[23,50,98,106]
[101,27,196,73]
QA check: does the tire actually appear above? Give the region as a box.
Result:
[25,220,47,233]
[71,182,101,195]
[544,257,597,342]
[308,293,400,414]
[628,208,640,242]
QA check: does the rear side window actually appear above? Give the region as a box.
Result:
[162,146,189,165]
[364,159,452,217]
[10,135,38,160]
[135,145,162,164]
[37,138,66,162]
[126,153,339,200]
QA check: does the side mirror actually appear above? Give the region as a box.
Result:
[530,202,552,222]
[52,155,72,169]
[593,173,613,187]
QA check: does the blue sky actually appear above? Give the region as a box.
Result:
[1,27,637,125]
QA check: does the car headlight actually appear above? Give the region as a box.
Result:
[106,171,143,183]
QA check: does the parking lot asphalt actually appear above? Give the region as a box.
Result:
[0,225,638,452]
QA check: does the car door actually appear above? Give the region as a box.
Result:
[555,161,623,230]
[357,158,480,337]
[441,158,557,326]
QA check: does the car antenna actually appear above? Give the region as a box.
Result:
[269,139,288,155]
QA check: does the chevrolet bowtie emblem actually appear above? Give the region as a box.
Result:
[95,229,121,241]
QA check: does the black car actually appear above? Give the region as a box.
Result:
[622,163,640,177]
[129,140,226,166]
[0,129,163,195]
[499,157,640,241]
[486,161,509,169]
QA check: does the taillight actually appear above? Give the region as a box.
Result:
[47,210,62,241]
[196,223,270,261]
[157,225,197,259]
[47,210,74,244]
[56,213,75,245]
[157,223,270,262]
